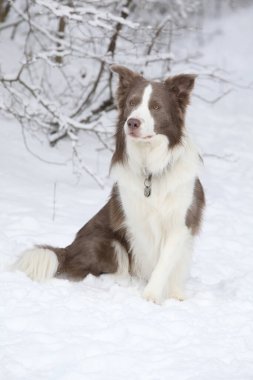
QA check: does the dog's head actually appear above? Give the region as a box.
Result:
[111,65,196,171]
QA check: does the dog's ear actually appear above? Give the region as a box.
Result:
[110,65,142,89]
[164,74,197,109]
[110,65,143,109]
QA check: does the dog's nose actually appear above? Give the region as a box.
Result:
[127,118,141,129]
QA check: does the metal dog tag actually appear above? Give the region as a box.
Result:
[144,174,152,197]
[144,186,151,197]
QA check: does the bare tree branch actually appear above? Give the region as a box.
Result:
[1,0,246,186]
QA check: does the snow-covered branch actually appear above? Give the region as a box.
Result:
[2,0,240,186]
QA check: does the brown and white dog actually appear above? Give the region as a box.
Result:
[15,65,205,304]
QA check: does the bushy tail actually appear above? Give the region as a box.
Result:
[13,246,65,282]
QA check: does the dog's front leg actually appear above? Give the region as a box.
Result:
[143,227,192,304]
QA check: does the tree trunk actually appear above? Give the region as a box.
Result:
[0,0,11,23]
[55,16,66,64]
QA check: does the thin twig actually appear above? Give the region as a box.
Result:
[20,121,67,166]
[193,89,233,104]
[72,146,104,188]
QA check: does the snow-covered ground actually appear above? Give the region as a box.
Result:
[1,7,253,380]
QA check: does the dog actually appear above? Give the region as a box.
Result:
[14,65,205,304]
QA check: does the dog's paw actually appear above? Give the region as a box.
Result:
[169,289,186,302]
[143,285,162,304]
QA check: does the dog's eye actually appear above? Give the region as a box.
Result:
[152,104,160,110]
[129,100,135,107]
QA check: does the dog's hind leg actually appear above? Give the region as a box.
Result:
[102,240,130,285]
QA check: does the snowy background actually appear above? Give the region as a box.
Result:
[1,2,253,379]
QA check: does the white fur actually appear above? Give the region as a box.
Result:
[102,241,130,287]
[13,248,58,282]
[125,84,155,139]
[112,240,129,277]
[126,133,184,176]
[111,133,200,304]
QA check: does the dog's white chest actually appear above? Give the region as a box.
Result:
[117,174,193,280]
[120,188,163,279]
[112,136,199,281]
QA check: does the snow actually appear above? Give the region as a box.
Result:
[1,6,253,380]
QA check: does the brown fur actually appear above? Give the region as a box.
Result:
[148,81,185,147]
[45,185,128,280]
[111,66,197,168]
[186,178,205,235]
[111,68,147,166]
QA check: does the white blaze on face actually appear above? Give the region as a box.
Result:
[125,84,155,139]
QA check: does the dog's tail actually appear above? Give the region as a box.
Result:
[13,245,65,282]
